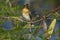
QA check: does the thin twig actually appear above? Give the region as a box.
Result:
[46,6,60,17]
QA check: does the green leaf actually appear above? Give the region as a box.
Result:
[23,24,35,29]
[33,26,41,36]
[47,19,56,39]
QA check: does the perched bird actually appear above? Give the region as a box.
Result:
[22,4,33,33]
[22,4,32,21]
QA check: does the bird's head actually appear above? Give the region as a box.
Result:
[23,4,29,9]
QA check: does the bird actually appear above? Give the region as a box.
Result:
[22,4,32,22]
[22,4,34,33]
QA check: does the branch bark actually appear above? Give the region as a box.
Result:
[46,6,60,17]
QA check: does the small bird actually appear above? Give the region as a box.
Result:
[22,4,32,21]
[22,4,33,33]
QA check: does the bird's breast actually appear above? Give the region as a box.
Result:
[23,8,30,14]
[22,13,30,21]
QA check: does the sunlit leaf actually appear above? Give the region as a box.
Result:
[47,19,56,39]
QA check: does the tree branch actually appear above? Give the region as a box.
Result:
[46,6,60,17]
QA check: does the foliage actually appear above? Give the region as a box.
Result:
[0,0,60,40]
